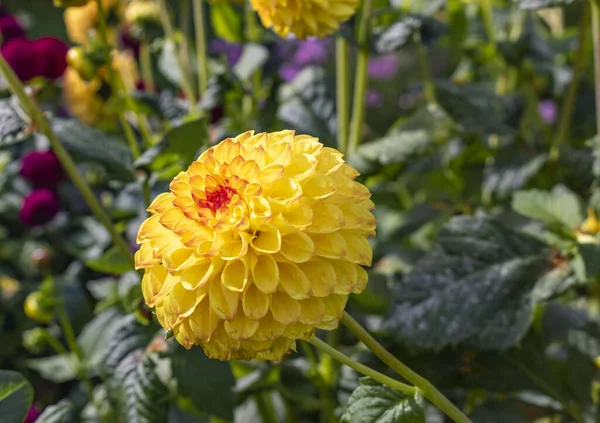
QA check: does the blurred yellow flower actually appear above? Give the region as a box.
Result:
[0,276,20,301]
[63,51,138,129]
[135,131,375,360]
[64,0,125,45]
[24,291,54,323]
[250,0,359,39]
[124,0,161,25]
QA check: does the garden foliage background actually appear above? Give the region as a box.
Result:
[1,0,600,421]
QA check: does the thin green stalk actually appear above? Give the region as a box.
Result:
[193,0,208,95]
[120,115,141,159]
[341,312,472,423]
[550,4,591,161]
[479,0,496,46]
[140,42,155,93]
[58,307,94,399]
[156,0,198,105]
[0,55,133,263]
[45,333,69,356]
[254,392,278,423]
[415,40,436,104]
[180,0,197,102]
[143,177,152,210]
[348,0,375,155]
[310,337,417,395]
[242,5,261,122]
[336,37,350,153]
[591,0,600,136]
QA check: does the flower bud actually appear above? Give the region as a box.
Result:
[23,328,49,354]
[66,47,97,81]
[24,291,55,323]
[53,0,89,7]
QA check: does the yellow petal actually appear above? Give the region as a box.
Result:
[341,231,372,266]
[188,299,219,342]
[224,314,260,340]
[298,259,336,297]
[298,297,324,325]
[209,278,239,320]
[251,254,279,294]
[251,226,281,254]
[270,292,300,324]
[278,262,311,299]
[221,258,249,292]
[242,284,270,320]
[280,231,315,263]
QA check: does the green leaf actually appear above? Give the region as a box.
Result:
[135,117,207,177]
[28,354,78,383]
[232,44,269,81]
[354,104,454,166]
[171,344,235,421]
[77,307,125,372]
[0,96,30,147]
[482,150,547,200]
[52,118,135,182]
[370,16,446,54]
[577,241,600,278]
[341,378,425,423]
[516,0,580,10]
[512,186,583,230]
[210,2,243,42]
[36,399,84,423]
[435,82,523,136]
[278,67,337,145]
[384,216,553,350]
[0,370,34,423]
[85,246,132,275]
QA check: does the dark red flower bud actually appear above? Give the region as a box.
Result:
[0,15,25,43]
[35,37,69,79]
[20,151,64,188]
[19,189,60,227]
[1,38,41,82]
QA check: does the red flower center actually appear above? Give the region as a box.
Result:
[197,185,237,213]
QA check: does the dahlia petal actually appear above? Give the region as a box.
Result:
[284,153,317,181]
[221,258,250,292]
[253,312,286,341]
[188,299,219,342]
[298,297,325,325]
[354,265,368,293]
[330,260,358,295]
[224,314,260,340]
[302,174,336,200]
[208,283,238,322]
[270,292,300,324]
[180,260,218,290]
[243,284,270,320]
[251,254,279,294]
[269,177,302,206]
[220,232,251,260]
[147,192,175,214]
[168,282,202,319]
[163,247,205,273]
[280,231,315,263]
[315,147,344,174]
[251,226,282,254]
[278,262,311,299]
[283,203,313,230]
[298,259,336,297]
[341,231,373,266]
[311,232,347,259]
[306,203,344,233]
[141,264,168,307]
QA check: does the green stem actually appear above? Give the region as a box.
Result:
[45,333,69,356]
[120,115,141,159]
[550,4,591,161]
[254,392,278,423]
[336,37,350,154]
[156,0,198,105]
[348,0,375,155]
[591,0,600,136]
[479,0,496,46]
[341,312,472,423]
[143,176,152,210]
[193,0,208,95]
[140,42,155,93]
[310,337,417,395]
[0,55,133,263]
[415,40,436,104]
[58,307,94,400]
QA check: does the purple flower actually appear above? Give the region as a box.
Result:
[209,39,243,66]
[368,55,399,80]
[35,37,68,80]
[24,406,41,423]
[292,39,328,67]
[366,89,384,108]
[21,151,64,189]
[1,38,41,82]
[538,100,557,124]
[279,63,301,82]
[0,15,25,43]
[20,189,60,227]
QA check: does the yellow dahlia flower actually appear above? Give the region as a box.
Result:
[135,131,375,360]
[64,0,125,45]
[64,51,138,129]
[250,0,359,39]
[124,0,161,25]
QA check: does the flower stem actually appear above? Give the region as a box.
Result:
[58,306,94,400]
[192,0,208,95]
[140,42,155,93]
[336,37,350,154]
[591,0,600,136]
[254,392,278,423]
[341,312,472,423]
[310,337,417,395]
[550,4,591,161]
[414,40,436,104]
[0,55,133,264]
[348,0,375,155]
[120,115,141,159]
[156,0,198,105]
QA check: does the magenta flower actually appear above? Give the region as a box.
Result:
[538,100,557,125]
[367,88,384,108]
[24,405,41,423]
[19,189,60,227]
[209,39,243,66]
[35,37,68,79]
[292,39,328,67]
[368,54,399,80]
[0,15,25,43]
[20,150,64,189]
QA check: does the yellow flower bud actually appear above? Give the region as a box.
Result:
[66,47,97,81]
[64,0,125,45]
[580,208,600,235]
[24,291,55,323]
[53,0,89,7]
[135,131,376,360]
[250,0,359,39]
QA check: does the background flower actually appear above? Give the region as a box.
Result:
[20,151,64,189]
[20,189,61,227]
